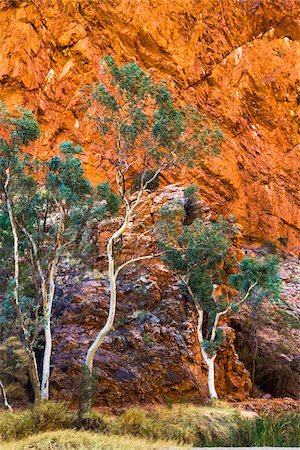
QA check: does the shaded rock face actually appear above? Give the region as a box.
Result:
[51,266,251,405]
[51,185,251,405]
[0,0,299,252]
[231,258,300,399]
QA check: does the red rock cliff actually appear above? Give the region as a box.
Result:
[0,0,299,251]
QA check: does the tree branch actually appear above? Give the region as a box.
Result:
[115,253,161,278]
[0,380,13,412]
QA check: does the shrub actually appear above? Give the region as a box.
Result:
[0,402,298,447]
[0,410,35,440]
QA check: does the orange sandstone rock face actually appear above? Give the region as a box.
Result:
[0,0,299,251]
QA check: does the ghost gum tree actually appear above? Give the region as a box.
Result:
[0,104,109,403]
[79,56,223,416]
[17,141,106,401]
[0,104,41,404]
[158,187,281,400]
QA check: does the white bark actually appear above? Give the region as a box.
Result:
[0,380,13,411]
[22,218,61,400]
[185,279,219,399]
[41,243,60,399]
[85,169,162,373]
[195,300,218,400]
[4,168,41,404]
[85,206,131,372]
[201,349,218,400]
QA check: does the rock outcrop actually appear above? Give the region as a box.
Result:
[51,185,251,405]
[0,0,299,252]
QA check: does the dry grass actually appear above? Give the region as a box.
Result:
[0,401,262,447]
[109,403,256,445]
[0,429,188,449]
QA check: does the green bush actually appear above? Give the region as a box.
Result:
[112,404,252,445]
[0,409,35,440]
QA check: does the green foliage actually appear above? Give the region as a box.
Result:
[251,412,300,447]
[158,195,238,325]
[143,333,153,347]
[96,182,119,216]
[82,56,223,192]
[229,256,281,305]
[158,187,281,352]
[0,103,122,403]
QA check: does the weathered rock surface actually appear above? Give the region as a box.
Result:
[231,256,300,399]
[0,0,299,252]
[51,185,251,405]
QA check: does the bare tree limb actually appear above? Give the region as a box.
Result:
[0,380,13,412]
[115,253,161,278]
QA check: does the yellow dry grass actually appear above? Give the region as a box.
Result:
[0,429,189,449]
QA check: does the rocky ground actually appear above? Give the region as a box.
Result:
[234,397,300,416]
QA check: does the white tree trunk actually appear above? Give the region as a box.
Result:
[41,255,58,400]
[200,346,218,400]
[0,380,13,411]
[85,226,120,372]
[192,297,218,400]
[41,314,52,400]
[5,169,41,405]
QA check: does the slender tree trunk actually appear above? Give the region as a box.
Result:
[193,297,218,400]
[28,349,41,407]
[0,380,13,411]
[82,210,130,418]
[41,255,58,400]
[81,174,160,418]
[80,232,119,418]
[200,347,218,400]
[85,232,118,372]
[41,315,52,400]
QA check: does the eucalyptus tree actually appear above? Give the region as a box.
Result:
[0,103,113,402]
[158,187,281,400]
[18,141,103,401]
[0,103,41,404]
[79,56,223,415]
[12,141,114,401]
